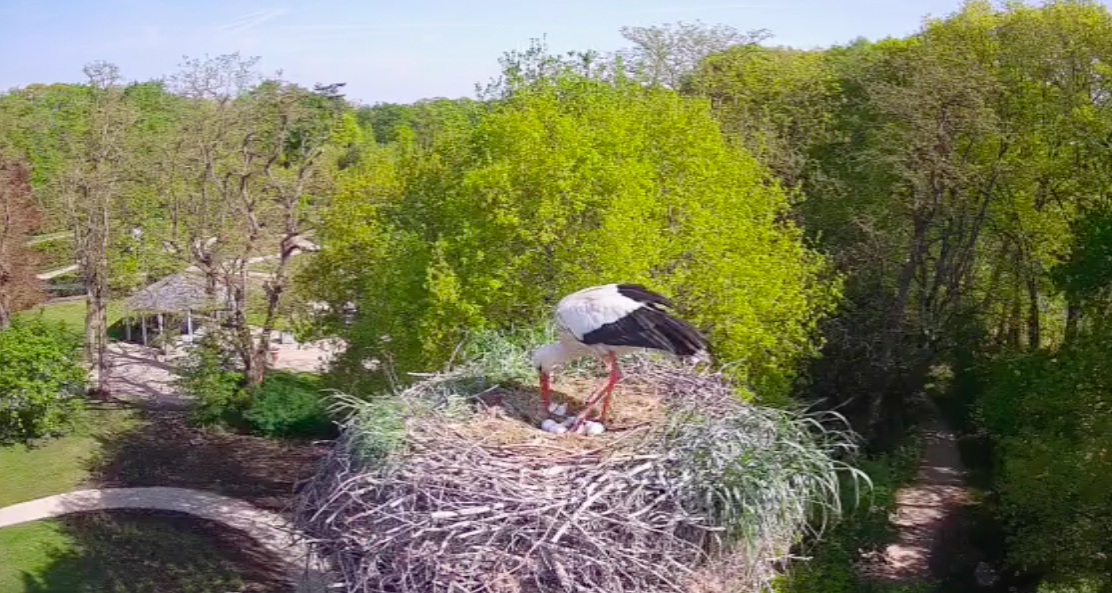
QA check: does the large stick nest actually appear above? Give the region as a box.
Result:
[296,356,859,593]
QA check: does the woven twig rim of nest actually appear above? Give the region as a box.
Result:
[296,357,859,593]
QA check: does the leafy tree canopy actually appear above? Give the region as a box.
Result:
[309,63,839,398]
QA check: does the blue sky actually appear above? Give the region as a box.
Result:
[2,0,987,104]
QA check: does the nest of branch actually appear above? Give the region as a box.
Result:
[296,356,859,593]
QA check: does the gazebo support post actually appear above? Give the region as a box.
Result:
[186,309,193,337]
[141,314,148,346]
[157,313,165,355]
[125,314,132,343]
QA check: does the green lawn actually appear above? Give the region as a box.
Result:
[0,512,286,593]
[0,408,291,593]
[15,301,125,336]
[0,408,136,507]
[0,522,80,593]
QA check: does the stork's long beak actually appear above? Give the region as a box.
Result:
[539,369,551,412]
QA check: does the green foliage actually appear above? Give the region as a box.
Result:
[773,435,923,593]
[173,335,247,427]
[312,64,838,397]
[1052,210,1112,312]
[456,325,560,385]
[0,318,86,445]
[30,238,74,271]
[175,338,334,439]
[1036,575,1111,593]
[979,327,1112,579]
[243,371,334,438]
[357,102,416,145]
[691,44,838,190]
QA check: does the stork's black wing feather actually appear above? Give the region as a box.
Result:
[615,284,674,309]
[581,304,708,356]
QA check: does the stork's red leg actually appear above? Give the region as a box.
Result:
[570,376,607,430]
[572,353,620,429]
[539,371,551,413]
[598,352,620,422]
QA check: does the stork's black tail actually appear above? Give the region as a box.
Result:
[647,308,710,357]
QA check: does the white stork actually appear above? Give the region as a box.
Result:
[531,283,710,430]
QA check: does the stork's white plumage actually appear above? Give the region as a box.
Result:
[532,283,709,431]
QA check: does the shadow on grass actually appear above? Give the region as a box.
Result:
[87,409,327,512]
[20,509,291,593]
[8,407,330,592]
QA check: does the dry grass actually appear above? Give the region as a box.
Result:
[448,376,666,453]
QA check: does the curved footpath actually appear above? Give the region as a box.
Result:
[0,487,331,593]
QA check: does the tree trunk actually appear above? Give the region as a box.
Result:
[869,215,930,438]
[249,237,299,388]
[227,270,264,387]
[1007,292,1022,348]
[1065,300,1081,343]
[1026,272,1040,350]
[85,285,110,396]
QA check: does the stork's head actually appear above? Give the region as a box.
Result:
[531,342,571,407]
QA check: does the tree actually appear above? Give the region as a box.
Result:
[618,21,770,89]
[690,44,838,190]
[0,156,44,327]
[689,1,1112,442]
[57,62,136,395]
[980,326,1112,583]
[357,102,415,145]
[310,62,837,397]
[0,83,92,231]
[0,318,86,445]
[241,81,341,386]
[158,55,341,388]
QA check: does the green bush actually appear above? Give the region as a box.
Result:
[244,371,334,438]
[173,335,246,427]
[979,327,1112,580]
[1036,576,1110,593]
[0,318,86,445]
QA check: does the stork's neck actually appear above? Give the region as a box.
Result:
[533,339,589,372]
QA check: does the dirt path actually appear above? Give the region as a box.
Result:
[0,487,331,593]
[872,410,972,584]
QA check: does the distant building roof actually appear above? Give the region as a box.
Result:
[124,273,227,314]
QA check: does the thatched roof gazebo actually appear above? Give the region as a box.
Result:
[123,273,227,348]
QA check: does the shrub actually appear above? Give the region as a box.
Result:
[1036,576,1109,593]
[979,327,1112,580]
[244,371,334,438]
[173,334,247,426]
[0,318,86,445]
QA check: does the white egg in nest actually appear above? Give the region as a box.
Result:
[584,421,606,436]
[540,419,559,432]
